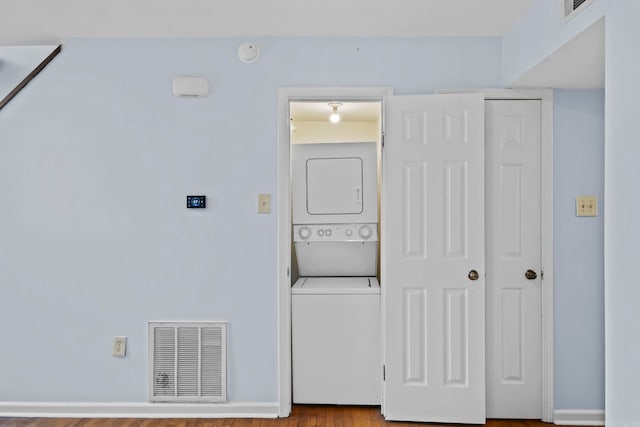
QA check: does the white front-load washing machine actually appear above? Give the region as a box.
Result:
[292,277,380,405]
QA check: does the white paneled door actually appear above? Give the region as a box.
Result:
[485,100,542,418]
[382,94,486,423]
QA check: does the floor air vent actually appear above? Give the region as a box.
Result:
[149,322,227,402]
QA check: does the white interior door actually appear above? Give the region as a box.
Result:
[485,100,542,418]
[382,93,485,423]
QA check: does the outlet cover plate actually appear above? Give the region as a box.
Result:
[113,336,127,357]
[258,193,271,214]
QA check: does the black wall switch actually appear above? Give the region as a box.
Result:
[187,195,206,208]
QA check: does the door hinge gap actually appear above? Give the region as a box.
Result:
[383,365,386,381]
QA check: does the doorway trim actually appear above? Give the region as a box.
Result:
[277,87,394,417]
[277,88,554,422]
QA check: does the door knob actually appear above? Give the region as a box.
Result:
[525,269,537,280]
[468,270,479,281]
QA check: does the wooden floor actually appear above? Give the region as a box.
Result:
[0,406,561,427]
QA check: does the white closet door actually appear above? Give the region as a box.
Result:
[382,93,485,423]
[486,100,542,418]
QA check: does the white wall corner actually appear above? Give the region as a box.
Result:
[0,402,279,419]
[554,409,605,426]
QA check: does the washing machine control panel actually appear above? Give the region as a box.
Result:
[294,224,378,242]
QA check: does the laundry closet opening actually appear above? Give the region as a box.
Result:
[289,100,383,405]
[279,90,552,422]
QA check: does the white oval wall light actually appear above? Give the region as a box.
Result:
[328,102,342,123]
[238,42,260,63]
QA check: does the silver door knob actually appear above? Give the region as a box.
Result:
[525,269,537,280]
[468,270,479,281]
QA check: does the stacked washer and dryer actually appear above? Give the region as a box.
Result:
[291,141,381,405]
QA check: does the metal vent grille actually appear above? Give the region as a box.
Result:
[564,0,590,17]
[149,322,227,402]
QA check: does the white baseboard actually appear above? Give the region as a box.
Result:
[606,421,640,427]
[0,402,279,418]
[554,409,605,426]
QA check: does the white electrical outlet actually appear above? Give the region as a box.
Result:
[113,336,127,357]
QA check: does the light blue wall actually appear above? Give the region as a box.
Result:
[554,89,605,410]
[604,1,640,424]
[509,0,640,423]
[0,35,612,413]
[0,37,503,402]
[0,46,58,104]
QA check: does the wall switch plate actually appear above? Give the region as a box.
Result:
[576,195,598,217]
[113,336,127,357]
[258,193,271,214]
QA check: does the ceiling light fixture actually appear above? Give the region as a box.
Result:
[328,102,342,123]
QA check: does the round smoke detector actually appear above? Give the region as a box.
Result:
[238,42,260,63]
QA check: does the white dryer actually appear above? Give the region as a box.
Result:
[292,142,378,225]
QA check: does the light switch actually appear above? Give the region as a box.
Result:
[576,195,597,217]
[258,193,271,214]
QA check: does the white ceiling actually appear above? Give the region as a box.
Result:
[291,102,381,123]
[0,0,535,45]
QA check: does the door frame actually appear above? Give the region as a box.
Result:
[277,87,394,417]
[276,88,554,422]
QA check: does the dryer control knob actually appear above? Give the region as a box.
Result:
[359,225,372,240]
[345,229,353,237]
[299,227,311,239]
[325,229,332,237]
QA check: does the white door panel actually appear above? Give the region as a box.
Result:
[382,93,485,423]
[486,100,542,418]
